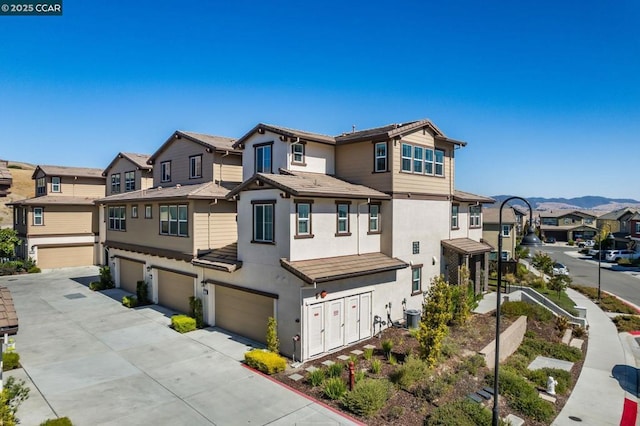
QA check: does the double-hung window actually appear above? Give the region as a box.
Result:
[291,143,305,164]
[111,174,121,193]
[144,205,152,219]
[295,201,312,238]
[470,205,481,228]
[413,146,424,174]
[253,201,275,243]
[36,177,46,195]
[189,155,202,179]
[255,143,272,173]
[336,202,350,235]
[424,149,434,174]
[160,204,188,236]
[502,225,510,237]
[374,142,387,172]
[33,207,43,226]
[108,206,126,231]
[369,203,380,233]
[401,143,412,172]
[124,171,135,191]
[411,266,422,294]
[435,149,445,176]
[161,161,171,182]
[51,177,61,193]
[451,204,459,229]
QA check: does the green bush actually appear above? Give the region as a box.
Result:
[416,373,451,402]
[518,336,582,362]
[355,369,366,383]
[188,296,204,329]
[307,368,326,387]
[265,316,279,353]
[381,339,394,358]
[460,354,486,376]
[88,281,103,291]
[426,399,496,426]
[27,266,41,274]
[98,266,114,289]
[171,315,196,333]
[136,281,150,305]
[487,368,555,422]
[322,377,347,400]
[613,315,640,332]
[244,349,287,375]
[501,301,553,322]
[2,352,20,370]
[370,359,382,374]
[363,347,374,360]
[342,379,392,417]
[39,417,73,426]
[122,295,137,308]
[327,362,344,378]
[1,376,30,425]
[389,354,429,390]
[526,368,571,395]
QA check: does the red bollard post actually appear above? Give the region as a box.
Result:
[348,361,355,390]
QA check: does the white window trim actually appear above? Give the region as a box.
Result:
[51,177,61,193]
[434,149,445,177]
[374,142,387,172]
[411,266,422,294]
[33,207,43,226]
[161,161,171,182]
[189,155,202,179]
[502,225,511,237]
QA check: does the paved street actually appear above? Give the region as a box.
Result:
[1,266,358,426]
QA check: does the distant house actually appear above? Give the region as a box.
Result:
[598,207,639,250]
[9,165,105,268]
[629,213,640,251]
[538,210,598,242]
[0,160,12,197]
[482,206,518,261]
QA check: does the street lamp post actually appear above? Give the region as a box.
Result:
[493,197,543,426]
[597,229,615,301]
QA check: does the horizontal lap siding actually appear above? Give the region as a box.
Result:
[335,143,391,193]
[193,200,237,251]
[153,140,214,185]
[213,154,243,184]
[31,207,96,235]
[59,177,105,198]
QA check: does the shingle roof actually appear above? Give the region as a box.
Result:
[148,130,240,164]
[97,181,235,203]
[335,118,467,146]
[280,252,409,284]
[233,123,336,149]
[483,207,517,224]
[538,210,597,219]
[192,243,242,272]
[0,286,18,335]
[227,170,390,200]
[103,152,152,175]
[33,165,105,179]
[453,190,495,204]
[598,208,638,220]
[441,238,493,255]
[7,195,98,206]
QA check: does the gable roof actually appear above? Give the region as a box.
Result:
[32,165,104,180]
[483,207,517,224]
[538,209,597,219]
[233,123,336,149]
[97,181,234,203]
[8,195,98,206]
[598,207,639,220]
[148,130,239,165]
[227,170,390,200]
[335,118,467,146]
[102,152,152,176]
[452,190,495,204]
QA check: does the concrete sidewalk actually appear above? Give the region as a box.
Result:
[2,267,358,426]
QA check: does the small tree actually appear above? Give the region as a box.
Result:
[514,245,529,262]
[451,265,472,326]
[0,228,19,259]
[98,266,114,289]
[0,376,30,425]
[417,276,453,366]
[189,296,204,329]
[548,274,572,300]
[266,316,279,353]
[532,252,554,275]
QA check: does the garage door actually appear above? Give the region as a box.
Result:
[119,259,144,294]
[37,245,94,269]
[157,269,194,314]
[215,285,275,344]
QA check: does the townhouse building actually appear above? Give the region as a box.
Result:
[9,165,105,268]
[0,160,12,197]
[482,206,518,261]
[539,210,597,242]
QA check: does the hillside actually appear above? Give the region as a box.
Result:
[0,162,35,228]
[492,195,640,211]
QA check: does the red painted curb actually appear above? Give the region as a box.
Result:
[241,363,367,426]
[629,331,640,336]
[620,397,637,426]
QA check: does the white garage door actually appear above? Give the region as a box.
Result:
[37,245,94,269]
[119,258,144,294]
[215,285,275,344]
[157,269,194,314]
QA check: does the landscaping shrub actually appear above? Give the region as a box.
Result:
[501,301,553,322]
[526,368,571,395]
[486,368,554,423]
[342,379,392,417]
[460,354,486,376]
[389,354,429,390]
[2,352,20,371]
[322,377,347,400]
[98,266,114,289]
[244,349,287,375]
[416,373,451,402]
[136,281,150,305]
[39,418,73,426]
[327,362,344,378]
[518,336,582,362]
[613,315,640,332]
[265,316,279,353]
[370,359,382,374]
[388,353,398,365]
[418,276,453,366]
[27,265,41,274]
[122,295,137,308]
[572,325,587,338]
[171,315,196,333]
[505,353,531,373]
[570,285,637,314]
[363,347,374,360]
[426,399,495,426]
[381,339,394,358]
[88,281,103,291]
[307,368,326,387]
[188,296,204,329]
[355,369,366,383]
[0,262,17,276]
[1,376,30,425]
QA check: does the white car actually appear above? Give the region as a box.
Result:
[578,240,595,248]
[552,263,569,276]
[605,250,639,262]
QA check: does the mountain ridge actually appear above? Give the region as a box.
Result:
[491,195,640,211]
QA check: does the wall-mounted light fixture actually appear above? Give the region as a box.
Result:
[146,266,151,272]
[315,290,328,299]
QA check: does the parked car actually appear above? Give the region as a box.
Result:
[592,250,613,260]
[605,250,639,262]
[577,240,595,248]
[545,236,556,244]
[552,262,569,275]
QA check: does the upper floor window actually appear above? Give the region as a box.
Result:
[33,207,43,226]
[252,201,275,243]
[585,218,593,224]
[400,144,445,177]
[401,144,412,172]
[542,218,557,226]
[145,204,152,219]
[295,201,313,238]
[435,149,445,176]
[336,202,351,235]
[255,143,272,174]
[502,224,510,237]
[161,161,171,182]
[291,143,305,164]
[124,171,135,191]
[36,177,46,195]
[374,142,387,172]
[160,204,188,236]
[51,177,61,193]
[369,203,381,233]
[189,155,202,179]
[108,206,126,231]
[564,218,571,225]
[111,174,121,193]
[451,204,459,229]
[411,266,422,294]
[470,205,481,228]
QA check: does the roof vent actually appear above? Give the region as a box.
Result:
[352,125,356,133]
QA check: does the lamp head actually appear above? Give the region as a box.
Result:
[520,226,543,247]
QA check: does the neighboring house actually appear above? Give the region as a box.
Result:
[217,119,493,361]
[98,130,242,316]
[482,206,518,261]
[629,213,640,252]
[0,160,12,197]
[597,207,638,236]
[538,210,597,242]
[9,165,105,268]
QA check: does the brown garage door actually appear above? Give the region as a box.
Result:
[215,285,274,344]
[119,259,144,294]
[157,269,194,314]
[37,245,94,269]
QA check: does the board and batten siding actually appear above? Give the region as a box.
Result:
[335,142,392,193]
[192,199,238,251]
[29,206,97,235]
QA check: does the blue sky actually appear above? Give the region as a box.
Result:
[1,1,639,200]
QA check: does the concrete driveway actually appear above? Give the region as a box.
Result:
[1,266,357,426]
